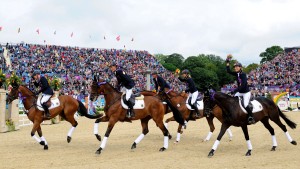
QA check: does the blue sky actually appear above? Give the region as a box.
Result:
[1,0,300,65]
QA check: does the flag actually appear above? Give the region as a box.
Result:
[54,30,56,35]
[71,32,73,37]
[36,29,39,35]
[116,35,120,41]
[0,26,2,31]
[131,38,134,41]
[104,36,106,40]
[18,27,20,33]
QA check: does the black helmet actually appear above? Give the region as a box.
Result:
[32,71,40,78]
[181,69,190,74]
[151,70,158,75]
[110,62,117,67]
[233,62,242,67]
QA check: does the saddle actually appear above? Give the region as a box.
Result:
[121,94,145,109]
[36,94,60,111]
[238,96,263,113]
[185,97,204,110]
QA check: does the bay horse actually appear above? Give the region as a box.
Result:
[204,89,297,157]
[158,90,233,143]
[6,83,102,150]
[90,77,184,154]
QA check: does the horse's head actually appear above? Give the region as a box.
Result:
[6,82,20,104]
[203,88,217,109]
[90,76,107,101]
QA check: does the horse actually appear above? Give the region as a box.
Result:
[204,89,297,157]
[6,84,102,150]
[158,90,233,143]
[90,77,184,154]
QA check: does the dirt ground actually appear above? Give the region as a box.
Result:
[1,112,300,169]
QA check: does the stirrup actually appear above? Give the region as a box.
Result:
[248,116,255,124]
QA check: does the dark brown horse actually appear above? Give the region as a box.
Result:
[158,90,232,143]
[90,78,183,154]
[6,84,102,150]
[204,89,297,157]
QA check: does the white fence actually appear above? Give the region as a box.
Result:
[19,114,32,127]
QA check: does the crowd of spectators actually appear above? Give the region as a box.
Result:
[222,49,300,96]
[2,43,185,95]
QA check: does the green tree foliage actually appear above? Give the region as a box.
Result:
[259,46,283,63]
[162,63,177,72]
[154,54,168,64]
[164,53,184,69]
[244,63,259,73]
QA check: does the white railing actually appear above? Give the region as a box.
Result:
[19,113,32,127]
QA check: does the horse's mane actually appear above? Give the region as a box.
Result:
[103,81,122,94]
[20,85,35,95]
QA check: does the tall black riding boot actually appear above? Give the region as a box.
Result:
[245,106,255,124]
[42,103,51,119]
[192,102,200,117]
[126,101,135,118]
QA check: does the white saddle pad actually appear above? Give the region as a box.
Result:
[239,99,263,113]
[186,100,204,110]
[121,95,145,109]
[37,94,60,111]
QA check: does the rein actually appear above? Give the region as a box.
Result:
[96,81,122,112]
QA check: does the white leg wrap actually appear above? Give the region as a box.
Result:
[205,132,213,141]
[94,123,99,135]
[164,136,169,149]
[285,131,293,142]
[212,140,220,150]
[67,127,76,137]
[272,135,278,147]
[227,128,233,139]
[164,123,168,129]
[41,136,48,145]
[134,134,145,144]
[176,132,181,142]
[100,136,108,149]
[32,135,41,143]
[246,140,253,150]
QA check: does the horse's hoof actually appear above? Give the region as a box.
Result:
[44,145,48,150]
[95,148,102,155]
[208,149,214,157]
[291,141,297,145]
[95,134,101,142]
[180,131,183,134]
[174,141,179,144]
[40,141,45,146]
[159,147,167,152]
[67,136,72,143]
[271,146,276,151]
[131,142,137,149]
[202,139,208,142]
[245,150,251,156]
[229,137,233,141]
[168,135,172,140]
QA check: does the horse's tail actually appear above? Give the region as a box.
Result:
[278,106,297,129]
[77,100,103,119]
[165,99,185,125]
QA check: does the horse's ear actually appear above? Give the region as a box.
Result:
[11,82,19,88]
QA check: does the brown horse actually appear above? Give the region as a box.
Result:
[158,90,232,143]
[6,84,102,150]
[204,89,297,157]
[90,78,183,154]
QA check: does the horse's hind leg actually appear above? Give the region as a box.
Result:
[208,123,230,157]
[260,117,277,151]
[63,112,78,143]
[131,116,152,150]
[37,125,48,150]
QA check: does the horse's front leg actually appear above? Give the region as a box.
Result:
[31,121,45,149]
[241,125,252,156]
[174,124,183,144]
[37,125,48,150]
[95,118,117,155]
[204,116,215,142]
[94,115,110,142]
[208,123,230,157]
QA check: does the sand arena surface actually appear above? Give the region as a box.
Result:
[0,112,300,169]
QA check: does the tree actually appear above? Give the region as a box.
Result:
[243,63,259,73]
[164,53,184,69]
[162,63,177,72]
[259,46,284,63]
[191,67,219,91]
[154,54,168,64]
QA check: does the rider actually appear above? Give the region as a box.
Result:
[226,59,255,124]
[178,69,200,117]
[109,62,135,118]
[32,71,53,119]
[152,71,171,93]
